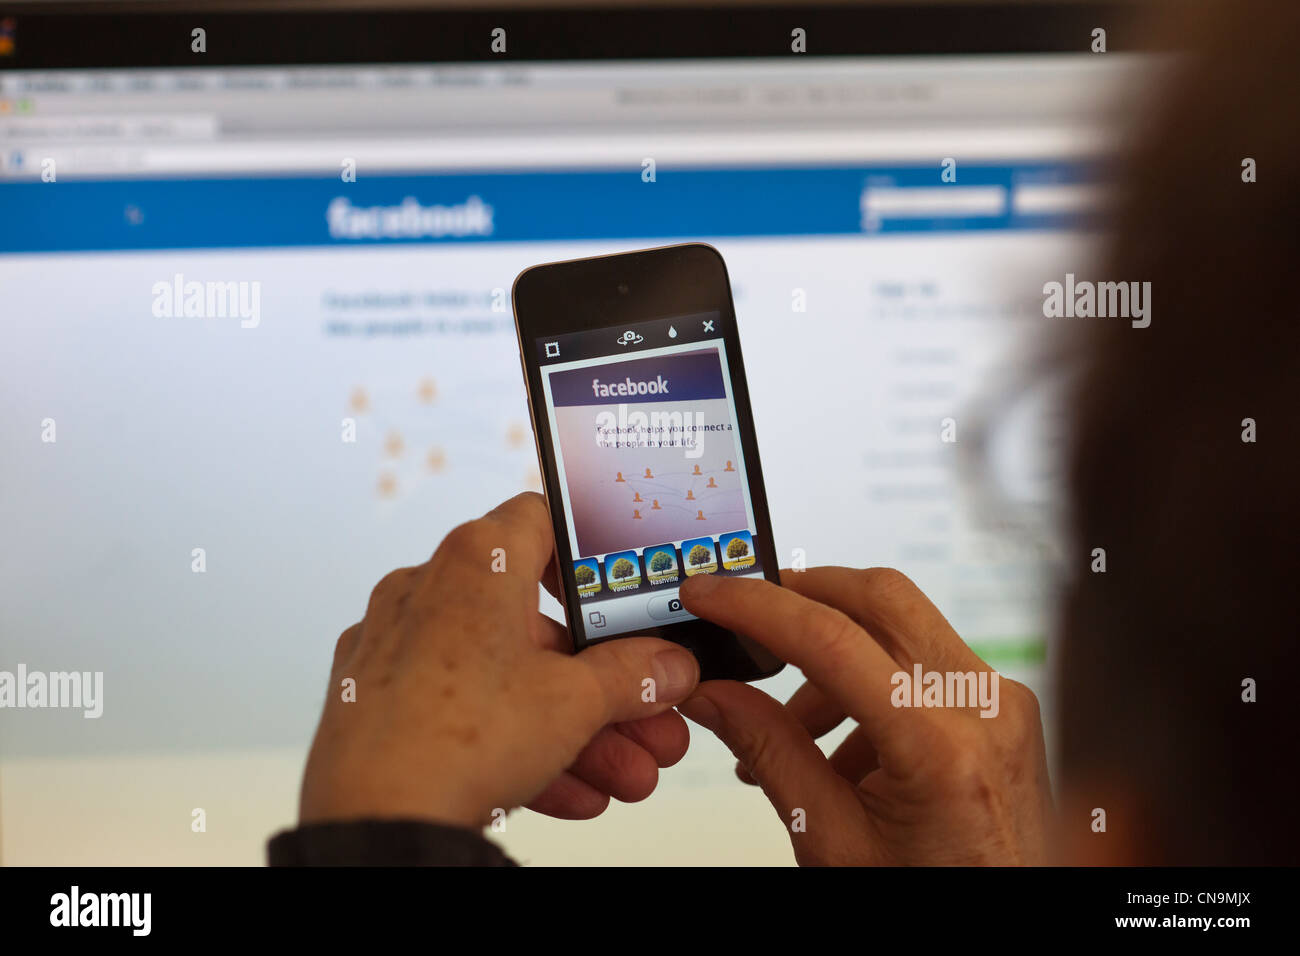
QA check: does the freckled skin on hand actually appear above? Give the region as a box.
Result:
[454,725,479,746]
[298,492,699,830]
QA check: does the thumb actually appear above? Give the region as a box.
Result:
[577,637,700,724]
[677,680,865,853]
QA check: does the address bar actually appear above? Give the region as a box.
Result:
[127,127,1103,174]
[0,114,218,141]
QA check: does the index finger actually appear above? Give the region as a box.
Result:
[779,566,988,674]
[678,573,921,761]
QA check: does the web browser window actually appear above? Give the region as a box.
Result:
[0,54,1148,864]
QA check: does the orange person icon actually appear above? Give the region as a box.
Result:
[692,464,702,475]
[695,509,706,520]
[706,476,717,488]
[633,509,643,519]
[615,471,626,482]
[686,489,695,501]
[644,467,654,479]
[724,460,735,472]
[651,499,661,510]
[633,491,643,502]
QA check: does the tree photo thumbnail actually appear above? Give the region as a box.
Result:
[726,537,750,559]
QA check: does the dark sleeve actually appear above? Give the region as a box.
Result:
[267,819,517,867]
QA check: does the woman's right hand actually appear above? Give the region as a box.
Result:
[676,567,1052,866]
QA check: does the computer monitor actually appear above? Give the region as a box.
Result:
[0,2,1150,864]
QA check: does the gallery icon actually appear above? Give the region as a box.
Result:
[588,611,606,628]
[544,341,560,358]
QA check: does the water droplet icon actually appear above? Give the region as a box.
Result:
[668,326,678,338]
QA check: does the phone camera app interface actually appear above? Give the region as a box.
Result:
[536,312,765,640]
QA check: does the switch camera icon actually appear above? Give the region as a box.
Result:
[616,330,643,346]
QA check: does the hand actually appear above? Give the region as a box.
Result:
[299,492,700,829]
[677,567,1051,865]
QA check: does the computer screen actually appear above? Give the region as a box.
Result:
[0,5,1150,864]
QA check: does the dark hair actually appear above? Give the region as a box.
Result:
[1057,0,1300,863]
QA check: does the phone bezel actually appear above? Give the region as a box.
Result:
[512,242,785,682]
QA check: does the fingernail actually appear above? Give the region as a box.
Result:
[677,695,722,732]
[653,649,700,701]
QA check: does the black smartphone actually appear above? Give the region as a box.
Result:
[512,243,784,682]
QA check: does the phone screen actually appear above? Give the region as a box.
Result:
[532,310,767,644]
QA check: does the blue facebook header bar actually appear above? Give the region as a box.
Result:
[0,162,1095,254]
[549,348,728,407]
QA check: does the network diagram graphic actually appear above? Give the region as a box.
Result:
[344,377,538,501]
[598,451,749,549]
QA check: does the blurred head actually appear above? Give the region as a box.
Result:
[1056,0,1299,864]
